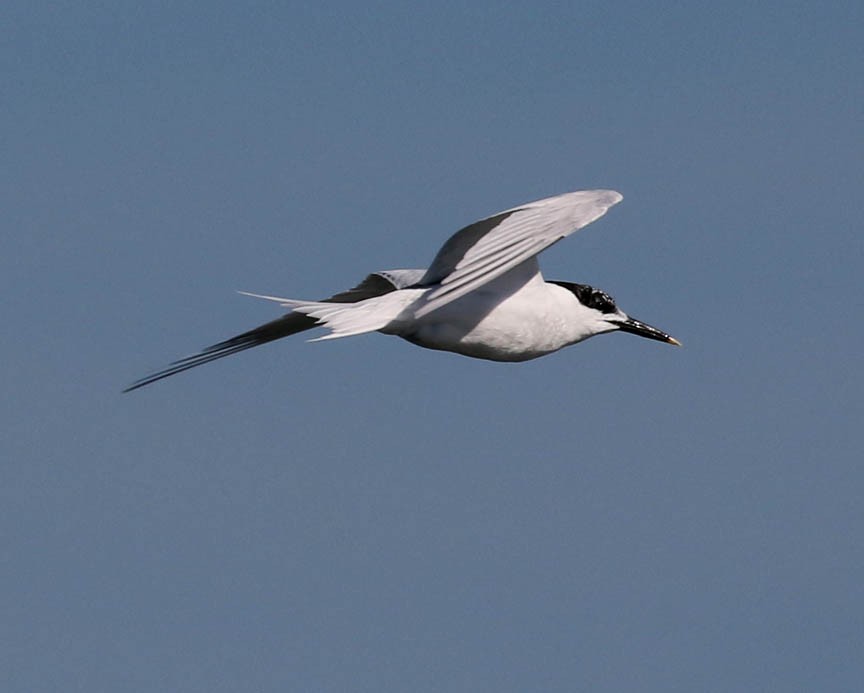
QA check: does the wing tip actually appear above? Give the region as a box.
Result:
[604,189,624,205]
[572,188,623,208]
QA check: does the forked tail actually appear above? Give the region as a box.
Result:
[242,289,423,341]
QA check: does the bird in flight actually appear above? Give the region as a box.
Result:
[125,189,679,392]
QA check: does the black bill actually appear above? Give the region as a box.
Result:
[616,317,681,346]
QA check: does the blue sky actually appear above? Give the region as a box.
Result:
[3,2,862,691]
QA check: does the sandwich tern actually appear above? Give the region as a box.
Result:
[125,189,679,392]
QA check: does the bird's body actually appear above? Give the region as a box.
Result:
[383,272,602,362]
[125,189,679,392]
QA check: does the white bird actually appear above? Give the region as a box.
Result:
[125,189,679,392]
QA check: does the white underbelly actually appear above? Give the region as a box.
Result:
[388,286,577,362]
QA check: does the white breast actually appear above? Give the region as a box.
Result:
[386,278,596,362]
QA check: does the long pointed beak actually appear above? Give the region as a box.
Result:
[616,317,681,346]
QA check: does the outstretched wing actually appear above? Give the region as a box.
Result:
[123,270,425,392]
[416,190,622,316]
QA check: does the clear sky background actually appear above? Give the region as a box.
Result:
[3,2,862,691]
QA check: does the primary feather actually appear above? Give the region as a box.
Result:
[416,190,622,315]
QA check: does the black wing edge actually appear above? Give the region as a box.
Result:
[123,273,399,393]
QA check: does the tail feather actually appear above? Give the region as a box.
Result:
[124,270,425,392]
[122,313,317,392]
[286,290,422,341]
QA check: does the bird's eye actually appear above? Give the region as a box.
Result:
[555,282,618,313]
[592,291,616,313]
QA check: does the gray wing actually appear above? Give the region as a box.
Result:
[123,270,426,392]
[415,190,622,316]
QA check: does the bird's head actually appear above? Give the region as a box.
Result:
[553,281,681,346]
